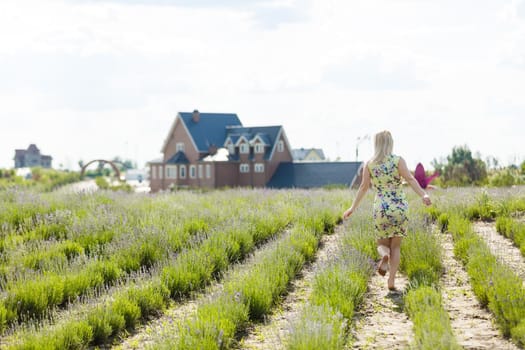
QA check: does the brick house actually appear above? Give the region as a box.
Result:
[149,111,293,191]
[14,144,52,168]
[149,110,362,192]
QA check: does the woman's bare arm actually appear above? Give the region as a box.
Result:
[343,162,371,219]
[398,157,431,205]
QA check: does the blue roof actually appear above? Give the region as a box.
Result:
[267,162,363,188]
[166,151,189,164]
[225,126,282,160]
[180,112,242,152]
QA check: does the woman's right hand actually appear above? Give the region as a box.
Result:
[343,208,354,220]
[422,194,431,206]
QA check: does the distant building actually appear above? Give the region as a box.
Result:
[14,144,52,168]
[148,110,362,191]
[292,148,326,162]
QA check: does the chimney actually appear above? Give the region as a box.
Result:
[192,109,200,123]
[208,144,218,155]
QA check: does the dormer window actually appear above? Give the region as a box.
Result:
[240,143,249,154]
[254,144,265,154]
[176,142,185,152]
[228,144,235,154]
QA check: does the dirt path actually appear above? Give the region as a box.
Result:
[236,227,343,350]
[350,271,412,349]
[439,231,519,350]
[474,222,525,280]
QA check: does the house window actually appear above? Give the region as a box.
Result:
[190,165,196,179]
[176,142,185,152]
[166,165,177,179]
[179,165,186,179]
[206,164,211,179]
[277,140,284,152]
[239,143,249,154]
[151,166,157,180]
[254,144,264,154]
[228,144,235,154]
[254,163,265,173]
[240,163,250,173]
[198,164,203,178]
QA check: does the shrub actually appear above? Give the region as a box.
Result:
[0,304,7,332]
[405,286,460,349]
[312,268,367,319]
[75,229,115,255]
[112,298,141,329]
[87,306,125,344]
[401,228,442,286]
[487,267,525,336]
[176,294,249,350]
[437,213,449,232]
[162,250,215,298]
[287,304,346,350]
[511,318,525,347]
[127,283,170,319]
[53,321,93,350]
[5,274,64,321]
[229,247,304,320]
[465,245,497,306]
[465,192,497,221]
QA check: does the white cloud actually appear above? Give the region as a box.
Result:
[0,0,524,170]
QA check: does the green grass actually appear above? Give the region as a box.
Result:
[400,210,458,349]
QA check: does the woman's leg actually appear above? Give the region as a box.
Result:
[377,238,390,258]
[388,236,403,289]
[377,238,391,274]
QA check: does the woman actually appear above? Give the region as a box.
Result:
[343,130,431,291]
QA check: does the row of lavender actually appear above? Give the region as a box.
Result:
[0,188,349,349]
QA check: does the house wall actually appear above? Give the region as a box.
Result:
[149,163,164,192]
[267,132,293,183]
[215,162,239,188]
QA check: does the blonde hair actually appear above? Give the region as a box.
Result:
[371,130,393,163]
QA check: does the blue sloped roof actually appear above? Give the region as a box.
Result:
[255,133,272,145]
[267,162,363,188]
[225,126,282,160]
[166,151,189,164]
[180,112,242,152]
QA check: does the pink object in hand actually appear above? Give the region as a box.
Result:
[414,163,439,189]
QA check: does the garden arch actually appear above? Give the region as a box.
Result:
[80,159,122,180]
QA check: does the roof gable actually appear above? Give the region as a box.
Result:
[225,125,283,160]
[166,151,189,164]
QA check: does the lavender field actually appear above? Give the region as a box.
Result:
[0,186,524,349]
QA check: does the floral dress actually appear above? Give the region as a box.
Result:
[368,154,408,238]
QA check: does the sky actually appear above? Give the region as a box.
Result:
[1,0,524,171]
